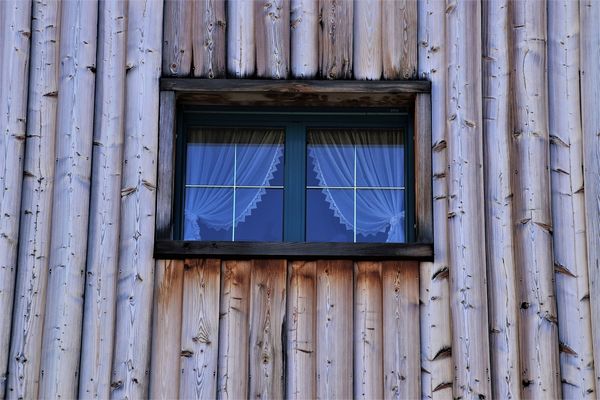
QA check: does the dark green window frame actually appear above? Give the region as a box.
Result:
[154,79,433,260]
[173,108,415,243]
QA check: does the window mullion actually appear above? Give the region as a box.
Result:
[283,124,306,241]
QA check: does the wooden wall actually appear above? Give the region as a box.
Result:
[0,1,599,399]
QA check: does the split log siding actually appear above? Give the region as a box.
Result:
[1,1,599,399]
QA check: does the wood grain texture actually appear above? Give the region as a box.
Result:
[548,1,595,398]
[319,0,353,79]
[192,0,226,78]
[286,261,317,399]
[149,259,184,399]
[482,1,521,398]
[382,0,417,79]
[217,260,251,399]
[354,262,383,399]
[111,1,164,398]
[446,1,491,398]
[162,0,192,76]
[255,0,290,79]
[227,0,254,77]
[580,0,600,392]
[415,93,433,243]
[0,1,32,395]
[39,2,98,398]
[316,259,353,399]
[78,2,127,398]
[179,259,221,399]
[511,2,561,398]
[156,91,176,240]
[382,261,420,400]
[353,0,381,80]
[290,0,318,78]
[6,1,59,398]
[248,259,287,398]
[416,0,453,397]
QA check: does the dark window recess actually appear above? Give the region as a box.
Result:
[174,110,415,244]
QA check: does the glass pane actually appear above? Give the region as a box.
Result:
[235,189,283,241]
[307,130,355,187]
[186,143,234,185]
[237,142,284,186]
[355,188,405,243]
[183,188,233,241]
[306,189,353,242]
[356,130,404,187]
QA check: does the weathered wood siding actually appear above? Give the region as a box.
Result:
[0,1,599,399]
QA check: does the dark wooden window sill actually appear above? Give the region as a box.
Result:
[154,240,433,261]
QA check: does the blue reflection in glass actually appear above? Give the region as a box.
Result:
[235,189,283,241]
[306,189,353,242]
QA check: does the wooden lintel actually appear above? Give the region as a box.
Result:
[154,240,433,261]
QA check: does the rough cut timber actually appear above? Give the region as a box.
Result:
[255,0,290,79]
[217,260,251,399]
[353,0,382,80]
[416,0,453,397]
[227,0,254,77]
[286,261,317,399]
[149,260,184,399]
[445,1,491,398]
[382,0,417,79]
[6,1,60,399]
[290,0,318,78]
[580,0,600,391]
[38,2,98,398]
[192,0,226,78]
[179,259,221,399]
[0,2,32,395]
[78,1,127,397]
[548,1,596,398]
[319,0,353,79]
[110,1,163,398]
[162,0,192,76]
[511,2,561,398]
[482,1,521,398]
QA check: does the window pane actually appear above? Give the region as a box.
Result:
[356,130,404,187]
[355,189,405,243]
[307,130,355,187]
[306,189,353,242]
[186,143,234,185]
[235,189,283,241]
[183,187,233,240]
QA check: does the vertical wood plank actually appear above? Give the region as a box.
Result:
[217,260,251,399]
[482,1,521,398]
[162,0,193,76]
[446,1,491,398]
[255,0,290,79]
[417,0,454,398]
[382,0,417,79]
[415,93,433,243]
[156,91,176,240]
[0,1,32,395]
[180,259,221,399]
[319,0,353,79]
[548,0,595,398]
[511,2,561,398]
[111,1,164,398]
[78,1,128,398]
[382,261,420,400]
[353,0,382,80]
[580,0,600,392]
[290,0,318,78]
[227,0,255,77]
[316,259,353,399]
[248,259,287,398]
[6,1,59,398]
[286,261,317,399]
[149,260,184,399]
[354,262,383,399]
[192,0,226,78]
[39,2,99,398]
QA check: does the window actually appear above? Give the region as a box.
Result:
[175,110,413,245]
[155,79,433,260]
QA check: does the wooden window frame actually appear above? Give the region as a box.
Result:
[154,79,433,261]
